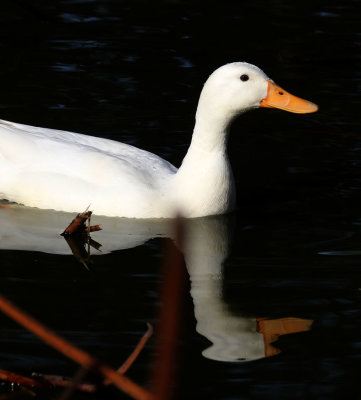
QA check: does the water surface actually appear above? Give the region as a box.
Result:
[0,0,360,399]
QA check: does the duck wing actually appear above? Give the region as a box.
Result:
[0,119,177,216]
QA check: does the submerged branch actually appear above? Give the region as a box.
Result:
[61,211,92,236]
[61,210,102,237]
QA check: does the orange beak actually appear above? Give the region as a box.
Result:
[260,81,318,114]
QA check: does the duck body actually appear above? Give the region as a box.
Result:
[0,62,317,218]
[0,118,236,218]
[0,120,179,217]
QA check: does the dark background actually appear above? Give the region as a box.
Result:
[0,1,360,399]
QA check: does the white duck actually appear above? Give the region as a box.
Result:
[0,62,317,218]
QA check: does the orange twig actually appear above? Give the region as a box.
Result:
[150,217,187,400]
[104,323,153,386]
[0,369,42,388]
[118,323,153,375]
[0,294,155,400]
[57,367,91,400]
[33,373,97,393]
[0,369,97,393]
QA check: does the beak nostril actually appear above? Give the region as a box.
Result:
[278,91,284,95]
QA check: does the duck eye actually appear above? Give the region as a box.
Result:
[240,74,249,82]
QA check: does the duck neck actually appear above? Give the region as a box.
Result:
[170,102,237,217]
[189,117,228,154]
[182,102,237,162]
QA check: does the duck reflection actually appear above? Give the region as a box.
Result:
[0,204,312,362]
[182,216,313,361]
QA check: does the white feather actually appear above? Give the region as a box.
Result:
[0,62,269,218]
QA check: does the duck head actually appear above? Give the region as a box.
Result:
[196,62,318,125]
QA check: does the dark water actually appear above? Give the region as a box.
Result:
[0,0,361,399]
